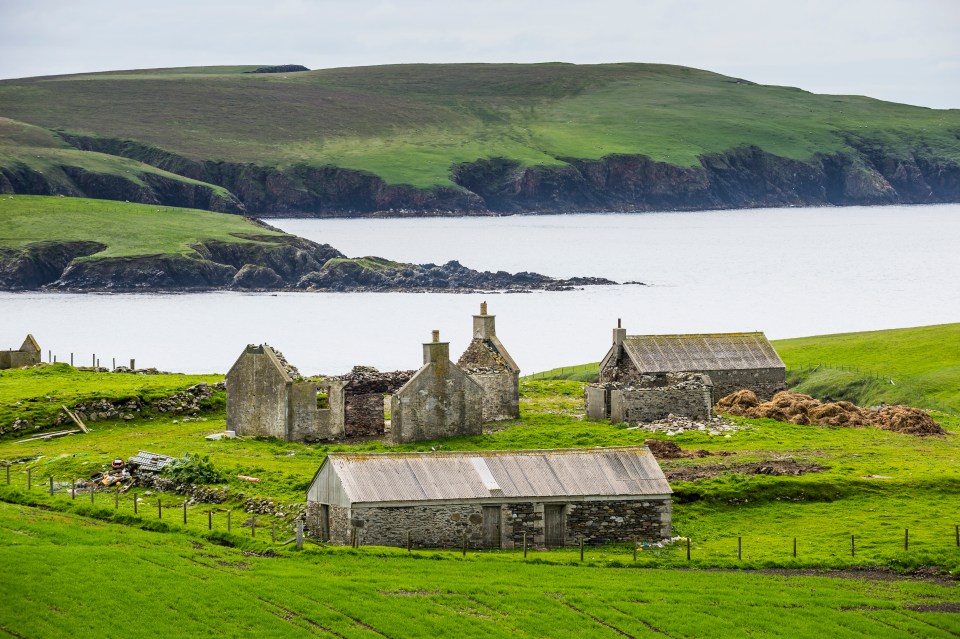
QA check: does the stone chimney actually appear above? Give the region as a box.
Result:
[613,318,626,347]
[423,330,450,365]
[473,301,496,340]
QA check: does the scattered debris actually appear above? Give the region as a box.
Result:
[627,414,743,436]
[237,475,260,483]
[643,439,716,459]
[61,405,90,433]
[205,430,237,441]
[664,459,828,482]
[715,390,945,436]
[127,451,177,473]
[15,429,80,444]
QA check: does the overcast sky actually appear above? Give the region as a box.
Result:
[1,0,958,109]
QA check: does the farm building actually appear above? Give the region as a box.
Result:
[390,330,484,444]
[457,302,521,421]
[225,344,345,442]
[586,372,714,423]
[597,323,786,402]
[305,446,672,549]
[0,334,40,369]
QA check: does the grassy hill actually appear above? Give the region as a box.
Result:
[2,63,959,214]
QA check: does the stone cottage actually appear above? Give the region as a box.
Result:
[390,331,484,444]
[305,446,672,549]
[0,334,40,369]
[225,344,344,442]
[586,372,714,423]
[597,323,786,402]
[457,302,520,421]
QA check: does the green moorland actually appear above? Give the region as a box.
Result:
[1,63,959,188]
[0,194,287,259]
[1,324,959,636]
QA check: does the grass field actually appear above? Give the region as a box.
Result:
[1,325,958,636]
[0,194,287,259]
[2,63,959,188]
[0,502,957,638]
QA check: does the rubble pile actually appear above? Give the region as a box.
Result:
[338,366,414,393]
[629,414,743,436]
[267,346,302,380]
[242,496,306,521]
[715,390,944,436]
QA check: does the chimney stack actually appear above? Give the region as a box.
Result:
[423,330,449,365]
[613,319,626,347]
[473,302,496,339]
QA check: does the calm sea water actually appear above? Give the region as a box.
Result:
[2,205,958,375]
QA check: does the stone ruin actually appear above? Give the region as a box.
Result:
[0,334,41,369]
[457,302,520,421]
[586,372,714,424]
[390,330,484,444]
[225,303,520,444]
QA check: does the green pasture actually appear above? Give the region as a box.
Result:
[0,502,957,638]
[0,195,286,259]
[1,63,958,187]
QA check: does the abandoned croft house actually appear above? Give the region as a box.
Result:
[305,446,672,549]
[457,302,520,421]
[587,323,786,422]
[390,330,484,444]
[0,334,40,369]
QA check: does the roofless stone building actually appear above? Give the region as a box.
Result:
[0,334,40,369]
[457,302,520,421]
[305,446,672,549]
[390,330,484,444]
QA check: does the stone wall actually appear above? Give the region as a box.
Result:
[0,350,40,369]
[287,380,345,442]
[390,353,483,444]
[467,370,520,421]
[307,498,671,549]
[702,368,785,402]
[344,392,387,437]
[225,346,288,439]
[610,373,713,423]
[584,385,610,420]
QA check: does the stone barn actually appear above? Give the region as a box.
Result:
[586,372,714,423]
[305,446,672,549]
[0,334,41,369]
[225,344,344,442]
[390,331,484,444]
[457,302,520,421]
[597,323,786,402]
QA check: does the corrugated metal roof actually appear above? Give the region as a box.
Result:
[622,332,784,372]
[322,447,671,504]
[127,450,176,473]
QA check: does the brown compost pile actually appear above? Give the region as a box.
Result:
[715,390,944,436]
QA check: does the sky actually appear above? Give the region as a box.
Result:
[0,0,958,109]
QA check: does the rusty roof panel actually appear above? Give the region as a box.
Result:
[622,332,784,372]
[323,447,671,504]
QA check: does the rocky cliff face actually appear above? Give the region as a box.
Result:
[28,134,960,216]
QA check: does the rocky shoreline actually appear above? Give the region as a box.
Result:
[0,228,621,293]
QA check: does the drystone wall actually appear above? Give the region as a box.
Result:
[307,499,671,549]
[610,374,713,423]
[702,368,785,402]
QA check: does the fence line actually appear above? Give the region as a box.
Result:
[1,470,958,560]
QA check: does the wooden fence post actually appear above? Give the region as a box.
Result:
[115,487,119,509]
[27,468,31,490]
[579,535,584,562]
[182,502,187,524]
[633,538,637,562]
[227,510,231,532]
[904,528,909,551]
[252,517,256,538]
[133,493,137,514]
[737,536,742,560]
[687,537,691,561]
[158,498,162,519]
[296,521,303,550]
[272,521,276,543]
[793,537,797,558]
[72,479,76,500]
[956,525,959,548]
[5,464,9,485]
[49,476,53,496]
[851,535,855,557]
[208,510,212,530]
[523,532,527,558]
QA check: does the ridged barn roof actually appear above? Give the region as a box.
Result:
[317,447,670,504]
[622,332,784,372]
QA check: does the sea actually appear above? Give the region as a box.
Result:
[1,204,957,375]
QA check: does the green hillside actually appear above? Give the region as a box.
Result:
[1,63,959,214]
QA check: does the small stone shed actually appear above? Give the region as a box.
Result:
[457,302,520,421]
[598,324,786,402]
[390,331,484,444]
[0,334,40,369]
[305,446,672,549]
[225,344,344,442]
[586,372,714,423]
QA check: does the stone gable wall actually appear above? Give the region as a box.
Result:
[390,362,483,444]
[468,370,520,421]
[225,351,288,439]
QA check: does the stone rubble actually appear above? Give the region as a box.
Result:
[627,413,742,436]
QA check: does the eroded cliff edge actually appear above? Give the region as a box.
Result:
[4,134,957,216]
